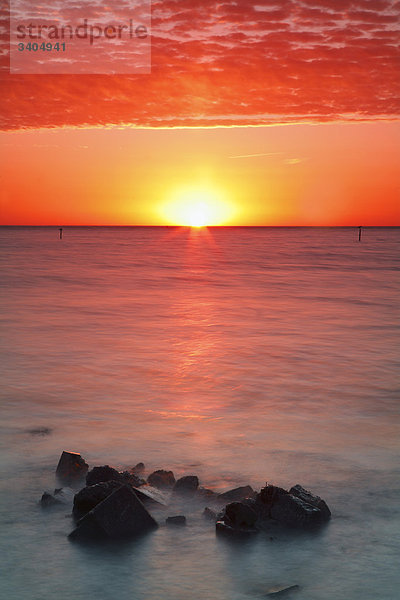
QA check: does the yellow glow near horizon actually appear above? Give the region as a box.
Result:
[159,186,235,227]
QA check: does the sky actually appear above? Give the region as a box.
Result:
[0,0,399,225]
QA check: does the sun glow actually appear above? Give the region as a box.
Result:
[159,186,235,227]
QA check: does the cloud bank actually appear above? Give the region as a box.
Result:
[1,0,399,129]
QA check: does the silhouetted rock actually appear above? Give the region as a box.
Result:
[241,497,258,510]
[86,465,143,488]
[224,502,258,528]
[270,492,328,529]
[86,465,122,486]
[54,487,74,503]
[173,475,199,495]
[289,484,331,520]
[119,470,145,487]
[56,451,88,485]
[216,501,258,536]
[73,481,123,520]
[166,515,186,526]
[27,427,52,436]
[216,520,258,537]
[256,484,329,528]
[132,485,169,507]
[266,584,300,597]
[69,485,158,541]
[147,470,175,489]
[40,487,74,508]
[218,485,256,503]
[131,462,145,475]
[40,492,62,508]
[203,507,218,521]
[255,484,289,519]
[197,487,218,500]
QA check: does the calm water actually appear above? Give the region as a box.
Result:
[0,226,399,600]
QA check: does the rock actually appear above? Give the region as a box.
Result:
[270,493,327,528]
[147,470,175,489]
[56,451,88,485]
[27,427,52,436]
[266,584,300,597]
[242,497,258,510]
[255,484,290,519]
[166,515,186,526]
[289,484,331,520]
[86,465,142,488]
[203,507,218,521]
[69,485,158,541]
[86,465,122,486]
[256,484,329,528]
[40,492,63,508]
[40,487,74,508]
[119,470,145,487]
[223,502,258,528]
[216,520,258,537]
[53,487,74,503]
[197,487,218,500]
[216,501,259,537]
[131,462,145,475]
[173,475,199,496]
[218,485,256,503]
[132,485,169,507]
[73,481,123,520]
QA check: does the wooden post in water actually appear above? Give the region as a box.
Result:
[358,226,362,242]
[59,227,63,240]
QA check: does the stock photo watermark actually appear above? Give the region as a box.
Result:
[9,0,151,74]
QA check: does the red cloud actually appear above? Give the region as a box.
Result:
[1,0,399,129]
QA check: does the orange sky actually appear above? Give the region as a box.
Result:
[0,0,399,225]
[1,121,399,226]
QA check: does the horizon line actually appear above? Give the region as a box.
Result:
[1,224,399,228]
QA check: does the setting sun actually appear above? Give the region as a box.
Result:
[158,186,236,227]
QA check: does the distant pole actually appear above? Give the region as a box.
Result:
[59,227,63,240]
[358,226,362,242]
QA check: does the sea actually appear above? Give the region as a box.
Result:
[0,226,399,600]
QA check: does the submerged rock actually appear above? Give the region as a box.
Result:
[73,481,123,520]
[166,515,186,526]
[27,427,52,436]
[56,451,88,485]
[218,485,256,503]
[147,470,175,489]
[173,475,199,496]
[40,492,62,508]
[40,487,74,508]
[69,485,158,541]
[266,584,300,597]
[54,487,74,503]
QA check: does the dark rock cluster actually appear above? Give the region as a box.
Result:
[216,483,332,535]
[41,451,332,544]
